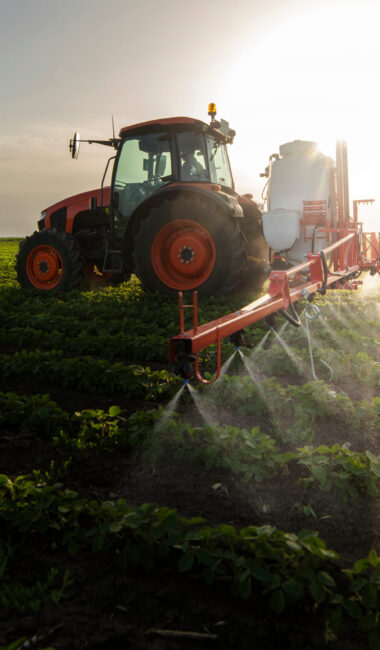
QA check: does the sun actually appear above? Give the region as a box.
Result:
[221,0,380,231]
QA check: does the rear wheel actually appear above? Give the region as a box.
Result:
[134,195,247,295]
[16,229,85,292]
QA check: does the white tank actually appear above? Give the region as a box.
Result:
[262,141,335,264]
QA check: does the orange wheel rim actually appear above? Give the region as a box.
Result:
[151,220,216,290]
[26,245,63,289]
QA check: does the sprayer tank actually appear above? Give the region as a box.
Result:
[262,140,335,263]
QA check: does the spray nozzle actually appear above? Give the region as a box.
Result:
[264,313,278,329]
[229,329,245,348]
[172,340,195,379]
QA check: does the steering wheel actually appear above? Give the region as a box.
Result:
[129,180,158,204]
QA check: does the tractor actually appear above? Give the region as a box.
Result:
[16,105,264,296]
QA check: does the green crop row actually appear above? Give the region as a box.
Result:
[3,387,379,503]
[202,374,380,444]
[0,391,157,450]
[247,339,380,388]
[2,473,380,647]
[151,413,380,501]
[0,325,168,361]
[0,349,175,399]
[2,386,380,499]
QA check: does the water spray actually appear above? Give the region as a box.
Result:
[302,290,334,382]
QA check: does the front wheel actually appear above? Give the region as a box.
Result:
[16,229,85,292]
[134,195,247,296]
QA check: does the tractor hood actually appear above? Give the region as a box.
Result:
[42,187,111,215]
[41,187,111,234]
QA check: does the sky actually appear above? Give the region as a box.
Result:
[1,0,380,236]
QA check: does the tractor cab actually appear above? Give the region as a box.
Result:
[111,114,236,238]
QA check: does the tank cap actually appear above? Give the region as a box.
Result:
[279,140,318,157]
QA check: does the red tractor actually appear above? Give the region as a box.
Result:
[17,105,264,295]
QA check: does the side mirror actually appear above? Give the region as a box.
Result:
[69,132,80,159]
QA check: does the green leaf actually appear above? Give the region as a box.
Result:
[218,524,236,537]
[178,554,194,572]
[369,550,379,567]
[282,578,304,603]
[270,589,285,614]
[264,573,281,593]
[309,579,326,604]
[248,560,271,584]
[343,598,362,619]
[109,405,122,417]
[311,464,329,487]
[370,571,380,585]
[256,525,276,536]
[185,531,203,541]
[239,576,252,599]
[167,530,183,546]
[349,577,368,592]
[354,558,369,573]
[318,571,335,588]
[362,583,378,610]
[196,549,214,566]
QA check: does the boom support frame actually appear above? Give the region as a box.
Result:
[170,227,380,383]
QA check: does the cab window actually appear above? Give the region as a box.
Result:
[114,134,172,219]
[177,132,208,182]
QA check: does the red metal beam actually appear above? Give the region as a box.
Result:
[170,228,380,381]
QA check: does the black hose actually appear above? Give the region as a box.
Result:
[279,302,301,327]
[320,250,329,293]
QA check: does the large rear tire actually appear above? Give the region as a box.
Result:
[134,195,247,296]
[16,229,85,293]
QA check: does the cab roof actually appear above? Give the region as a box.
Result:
[119,117,207,138]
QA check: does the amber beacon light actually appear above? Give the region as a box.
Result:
[208,103,217,119]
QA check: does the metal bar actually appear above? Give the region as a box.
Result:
[193,291,198,334]
[322,230,356,256]
[170,229,379,371]
[194,330,222,383]
[179,292,184,334]
[341,141,350,225]
[336,141,345,228]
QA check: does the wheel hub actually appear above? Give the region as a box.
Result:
[178,246,195,264]
[26,245,63,288]
[151,219,216,290]
[38,260,49,273]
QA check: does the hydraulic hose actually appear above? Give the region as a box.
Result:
[279,302,301,327]
[320,250,329,293]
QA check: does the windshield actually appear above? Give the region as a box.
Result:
[206,136,233,188]
[113,133,172,219]
[178,132,208,182]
